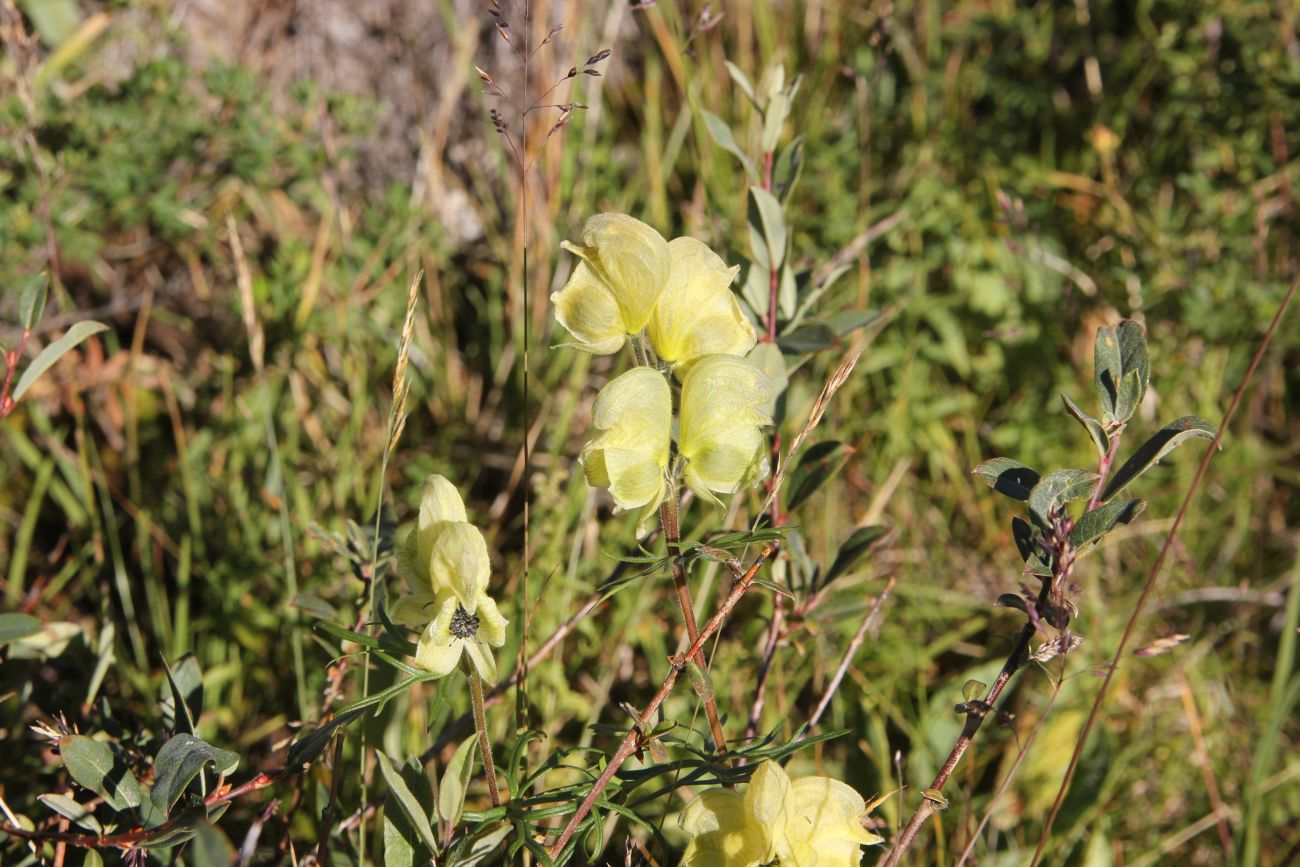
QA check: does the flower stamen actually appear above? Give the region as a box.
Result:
[450,605,480,639]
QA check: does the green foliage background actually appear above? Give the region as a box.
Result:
[2,0,1298,864]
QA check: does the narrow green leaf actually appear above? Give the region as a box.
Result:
[699,110,757,180]
[761,91,790,153]
[748,185,787,271]
[1069,499,1145,551]
[18,273,48,331]
[39,794,103,834]
[160,653,203,735]
[377,753,439,855]
[823,525,888,586]
[1102,416,1217,501]
[777,323,835,354]
[61,734,142,812]
[0,612,41,644]
[11,322,108,402]
[772,136,805,202]
[972,457,1041,501]
[1062,393,1109,459]
[1027,469,1099,529]
[151,734,239,816]
[724,60,758,108]
[12,320,109,402]
[286,706,367,769]
[786,441,851,512]
[437,736,478,829]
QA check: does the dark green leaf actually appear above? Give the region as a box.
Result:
[160,653,203,735]
[972,458,1041,501]
[286,706,367,768]
[786,441,852,512]
[0,612,41,644]
[376,752,439,855]
[1115,368,1144,423]
[1069,499,1145,551]
[61,734,142,812]
[1062,393,1109,459]
[1093,320,1149,422]
[1028,468,1099,529]
[777,323,835,354]
[151,734,239,816]
[12,321,109,402]
[823,308,882,337]
[1011,516,1052,576]
[823,525,887,586]
[772,135,805,201]
[18,273,48,331]
[996,593,1029,613]
[1102,416,1216,501]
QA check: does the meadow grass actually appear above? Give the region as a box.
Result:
[1,0,1298,864]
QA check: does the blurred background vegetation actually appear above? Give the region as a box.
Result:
[1,0,1297,864]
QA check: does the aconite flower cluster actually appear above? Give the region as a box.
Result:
[393,475,507,681]
[553,213,773,531]
[680,760,883,867]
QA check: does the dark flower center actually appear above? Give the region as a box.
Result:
[450,605,480,639]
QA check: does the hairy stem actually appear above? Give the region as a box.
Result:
[469,671,502,807]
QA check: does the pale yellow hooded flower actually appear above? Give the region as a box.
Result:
[580,367,672,535]
[681,760,882,867]
[678,355,773,507]
[551,213,671,354]
[393,475,508,681]
[648,237,755,376]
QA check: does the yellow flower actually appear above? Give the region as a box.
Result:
[679,355,773,507]
[580,367,672,535]
[648,237,755,376]
[393,475,508,681]
[551,213,671,354]
[681,761,883,867]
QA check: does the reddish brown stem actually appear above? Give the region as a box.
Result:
[547,545,777,858]
[660,496,729,755]
[1030,273,1297,866]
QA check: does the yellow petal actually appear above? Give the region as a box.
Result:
[462,637,498,682]
[550,258,629,354]
[425,522,491,604]
[679,355,773,504]
[744,761,793,833]
[551,213,670,353]
[413,597,463,677]
[581,368,671,513]
[648,237,754,376]
[789,777,880,844]
[418,474,468,527]
[474,595,509,648]
[680,790,768,867]
[390,592,439,626]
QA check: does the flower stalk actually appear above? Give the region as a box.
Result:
[468,671,502,807]
[659,475,729,756]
